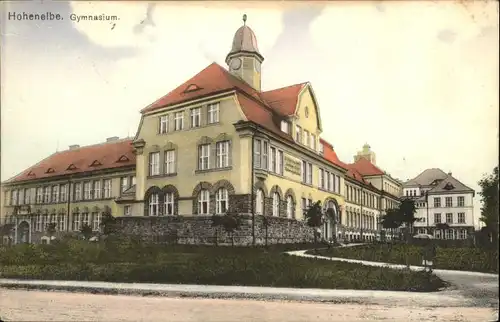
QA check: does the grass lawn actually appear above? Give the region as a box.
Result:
[0,240,447,292]
[309,243,499,273]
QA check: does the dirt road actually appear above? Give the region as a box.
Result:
[1,289,497,322]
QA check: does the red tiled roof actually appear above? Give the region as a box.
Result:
[235,93,292,141]
[261,83,306,115]
[141,63,265,114]
[5,139,135,184]
[321,139,347,170]
[350,157,385,176]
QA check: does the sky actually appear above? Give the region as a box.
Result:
[1,1,498,226]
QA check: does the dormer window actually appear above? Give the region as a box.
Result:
[184,84,202,93]
[295,125,302,143]
[443,183,455,190]
[280,120,289,134]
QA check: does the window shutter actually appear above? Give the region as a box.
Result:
[227,141,232,167]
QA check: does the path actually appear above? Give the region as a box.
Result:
[1,288,497,322]
[286,249,499,308]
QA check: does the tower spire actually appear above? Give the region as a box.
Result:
[243,14,247,26]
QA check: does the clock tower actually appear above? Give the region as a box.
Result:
[225,14,264,91]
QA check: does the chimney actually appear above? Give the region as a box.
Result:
[448,172,452,176]
[69,144,80,150]
[106,136,119,142]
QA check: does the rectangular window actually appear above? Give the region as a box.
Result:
[254,139,261,168]
[262,141,269,170]
[159,115,168,134]
[120,177,129,193]
[280,120,289,134]
[216,141,229,168]
[301,161,307,183]
[270,147,276,173]
[82,212,90,227]
[325,171,330,191]
[74,183,82,201]
[330,173,334,192]
[446,213,453,224]
[277,150,284,175]
[198,144,210,170]
[295,125,301,143]
[310,134,316,150]
[103,179,112,198]
[319,143,324,155]
[11,190,18,205]
[302,198,307,214]
[319,169,324,189]
[191,107,201,128]
[131,176,136,186]
[24,188,30,205]
[174,112,184,131]
[457,212,465,224]
[307,163,313,184]
[198,190,210,215]
[83,182,91,200]
[433,197,441,208]
[92,212,101,231]
[164,150,176,174]
[36,214,42,232]
[51,185,59,203]
[43,186,50,203]
[207,103,219,124]
[58,214,65,231]
[93,181,101,199]
[124,206,131,216]
[303,130,309,146]
[445,197,452,207]
[60,185,67,202]
[434,213,441,224]
[336,176,340,194]
[149,152,160,176]
[18,189,24,205]
[457,196,465,207]
[72,213,80,231]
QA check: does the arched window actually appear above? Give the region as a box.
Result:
[216,188,228,214]
[198,189,210,214]
[272,192,280,217]
[149,193,159,216]
[286,196,293,219]
[164,192,174,215]
[256,189,264,215]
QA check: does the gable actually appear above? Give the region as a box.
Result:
[295,84,322,132]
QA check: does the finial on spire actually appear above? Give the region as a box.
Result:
[243,14,247,25]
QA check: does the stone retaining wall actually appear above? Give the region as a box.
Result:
[117,214,315,246]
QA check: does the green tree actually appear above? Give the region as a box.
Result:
[304,201,324,250]
[80,224,93,240]
[0,223,14,246]
[221,213,242,247]
[380,208,403,241]
[478,166,499,243]
[398,198,419,239]
[100,212,118,237]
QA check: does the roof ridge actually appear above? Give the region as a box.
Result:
[262,82,307,94]
[141,62,219,113]
[61,137,133,152]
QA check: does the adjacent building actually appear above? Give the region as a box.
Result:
[403,168,475,239]
[1,16,403,245]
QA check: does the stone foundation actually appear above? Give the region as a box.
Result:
[117,214,315,246]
